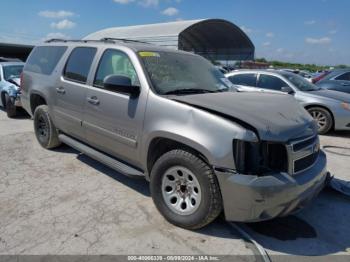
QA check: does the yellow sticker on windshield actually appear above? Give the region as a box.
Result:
[139,51,160,57]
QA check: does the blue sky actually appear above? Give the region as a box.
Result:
[0,0,349,65]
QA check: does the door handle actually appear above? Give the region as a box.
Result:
[56,87,65,94]
[87,96,100,105]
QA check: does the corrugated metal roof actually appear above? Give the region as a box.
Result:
[85,19,255,61]
[0,42,34,61]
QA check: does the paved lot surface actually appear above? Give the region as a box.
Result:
[0,110,254,259]
[0,109,349,260]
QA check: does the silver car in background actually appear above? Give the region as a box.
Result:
[315,69,350,94]
[226,70,350,134]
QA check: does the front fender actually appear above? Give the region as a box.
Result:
[141,93,258,171]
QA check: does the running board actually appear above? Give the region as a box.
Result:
[58,134,144,177]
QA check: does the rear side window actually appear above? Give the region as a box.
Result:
[64,47,96,83]
[335,72,350,81]
[228,74,257,87]
[25,46,67,75]
[257,74,288,91]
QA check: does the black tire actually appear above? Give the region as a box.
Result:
[5,93,17,118]
[150,149,223,229]
[33,105,61,149]
[307,107,333,135]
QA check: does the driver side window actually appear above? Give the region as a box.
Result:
[257,74,288,91]
[94,49,139,88]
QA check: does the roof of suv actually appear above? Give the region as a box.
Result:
[41,39,196,56]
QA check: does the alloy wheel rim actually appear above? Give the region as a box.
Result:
[161,166,202,215]
[37,116,48,138]
[311,111,327,129]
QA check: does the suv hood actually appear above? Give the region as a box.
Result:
[173,92,316,142]
[302,89,350,103]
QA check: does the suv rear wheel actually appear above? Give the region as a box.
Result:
[150,149,222,229]
[34,105,61,149]
[307,107,333,135]
[5,93,17,118]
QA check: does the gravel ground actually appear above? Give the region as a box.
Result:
[0,109,349,261]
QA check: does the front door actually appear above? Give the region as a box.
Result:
[257,74,289,94]
[83,48,147,167]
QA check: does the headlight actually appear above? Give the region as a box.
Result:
[341,102,350,111]
[232,140,288,175]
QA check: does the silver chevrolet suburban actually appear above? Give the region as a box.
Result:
[21,39,327,229]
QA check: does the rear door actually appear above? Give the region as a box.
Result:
[333,72,350,91]
[83,48,147,167]
[54,47,97,141]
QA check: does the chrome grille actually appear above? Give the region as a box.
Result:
[286,135,320,174]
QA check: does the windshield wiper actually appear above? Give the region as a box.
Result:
[163,88,215,95]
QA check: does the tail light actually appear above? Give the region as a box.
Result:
[19,72,24,92]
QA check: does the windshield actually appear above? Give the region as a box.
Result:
[3,65,23,81]
[138,51,233,95]
[281,72,321,91]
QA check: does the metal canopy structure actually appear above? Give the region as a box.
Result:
[85,19,255,61]
[0,42,34,61]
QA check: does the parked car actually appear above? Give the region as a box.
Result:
[312,71,330,84]
[21,39,327,229]
[0,62,24,117]
[316,69,350,94]
[279,69,313,82]
[226,70,350,134]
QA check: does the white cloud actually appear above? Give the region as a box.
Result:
[39,10,74,19]
[305,20,316,25]
[113,0,181,8]
[266,32,274,38]
[329,30,337,35]
[51,19,76,30]
[305,37,332,45]
[262,42,271,47]
[139,0,159,7]
[41,32,70,42]
[113,0,135,4]
[161,7,179,16]
[277,48,284,53]
[240,26,253,34]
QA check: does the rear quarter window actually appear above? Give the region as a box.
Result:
[24,46,67,75]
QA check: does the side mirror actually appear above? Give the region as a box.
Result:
[103,75,140,97]
[281,86,295,94]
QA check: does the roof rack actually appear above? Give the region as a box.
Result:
[45,38,151,45]
[100,38,151,44]
[45,39,114,43]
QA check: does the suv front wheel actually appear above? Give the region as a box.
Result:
[150,149,223,229]
[34,105,61,149]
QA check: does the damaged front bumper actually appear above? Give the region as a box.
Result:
[215,150,327,222]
